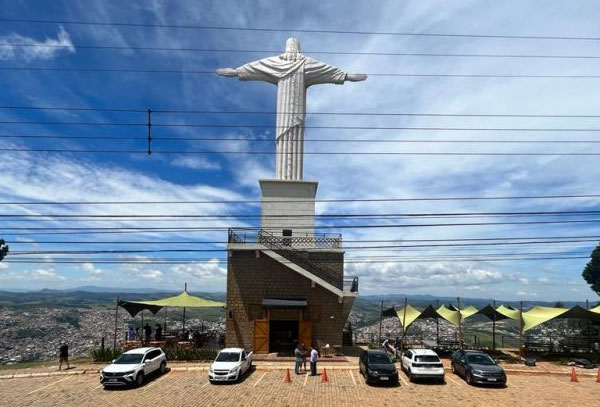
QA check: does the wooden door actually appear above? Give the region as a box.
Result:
[299,320,313,348]
[253,319,269,354]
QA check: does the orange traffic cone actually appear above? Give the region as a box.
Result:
[596,368,600,383]
[321,368,329,383]
[284,368,292,383]
[570,368,578,382]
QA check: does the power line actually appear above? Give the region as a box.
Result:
[0,194,598,205]
[3,105,600,118]
[5,43,600,59]
[3,66,600,78]
[3,218,600,231]
[3,148,600,156]
[2,256,589,264]
[5,209,600,217]
[5,134,600,144]
[2,17,600,41]
[6,120,600,132]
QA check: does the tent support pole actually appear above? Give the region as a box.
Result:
[378,300,383,346]
[457,297,463,350]
[113,296,119,351]
[141,310,144,345]
[401,297,408,353]
[164,306,167,335]
[492,300,496,351]
[436,300,440,347]
[183,306,186,338]
[519,301,524,361]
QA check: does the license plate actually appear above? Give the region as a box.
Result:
[488,378,497,382]
[108,379,118,382]
[379,376,389,381]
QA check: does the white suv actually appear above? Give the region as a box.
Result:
[209,348,253,382]
[401,349,445,383]
[100,347,167,387]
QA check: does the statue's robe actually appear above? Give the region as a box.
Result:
[236,55,347,180]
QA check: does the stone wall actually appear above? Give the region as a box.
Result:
[226,249,347,351]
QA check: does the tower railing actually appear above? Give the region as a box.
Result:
[227,228,358,293]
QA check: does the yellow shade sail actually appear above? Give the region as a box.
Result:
[129,291,225,308]
[436,305,460,326]
[460,306,479,320]
[495,305,522,320]
[394,305,424,329]
[522,306,568,332]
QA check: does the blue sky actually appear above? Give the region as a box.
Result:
[1,0,600,301]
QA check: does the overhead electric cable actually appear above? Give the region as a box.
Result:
[3,105,600,118]
[0,194,598,205]
[2,17,600,41]
[2,66,600,78]
[5,42,600,59]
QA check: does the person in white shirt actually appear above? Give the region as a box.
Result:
[310,346,319,376]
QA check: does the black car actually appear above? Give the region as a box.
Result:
[451,350,507,386]
[359,350,399,385]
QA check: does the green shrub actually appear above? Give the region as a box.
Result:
[163,345,218,362]
[91,347,122,363]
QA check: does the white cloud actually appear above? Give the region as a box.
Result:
[0,26,75,62]
[171,156,221,171]
[82,262,103,276]
[517,291,538,297]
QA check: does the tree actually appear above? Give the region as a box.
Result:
[0,239,8,262]
[582,242,600,296]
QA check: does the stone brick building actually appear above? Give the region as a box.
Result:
[225,181,359,355]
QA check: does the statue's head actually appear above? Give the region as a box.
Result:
[281,37,302,61]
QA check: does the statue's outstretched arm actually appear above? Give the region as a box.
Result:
[346,74,367,82]
[216,68,238,77]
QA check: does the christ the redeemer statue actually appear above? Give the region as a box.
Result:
[217,38,367,181]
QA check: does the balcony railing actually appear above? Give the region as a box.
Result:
[228,228,357,293]
[228,228,342,250]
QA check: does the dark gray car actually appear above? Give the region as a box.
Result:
[451,350,506,386]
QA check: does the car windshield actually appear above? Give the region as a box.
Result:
[368,353,393,364]
[467,354,495,365]
[114,354,144,364]
[415,355,440,363]
[216,352,240,362]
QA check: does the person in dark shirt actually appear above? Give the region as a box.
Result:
[58,343,70,370]
[144,323,152,344]
[155,324,163,341]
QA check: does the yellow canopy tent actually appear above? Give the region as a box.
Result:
[435,305,460,326]
[460,306,479,320]
[118,288,225,341]
[521,306,568,332]
[496,305,522,321]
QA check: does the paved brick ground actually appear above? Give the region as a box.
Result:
[1,367,599,407]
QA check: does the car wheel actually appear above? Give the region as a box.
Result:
[407,369,413,382]
[466,372,473,386]
[159,362,166,374]
[451,363,456,374]
[135,372,145,387]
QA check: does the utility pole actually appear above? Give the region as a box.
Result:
[378,300,383,346]
[457,297,463,350]
[113,296,119,351]
[401,297,408,353]
[519,301,524,361]
[436,300,440,347]
[492,300,497,351]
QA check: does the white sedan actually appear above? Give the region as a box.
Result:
[209,348,253,382]
[100,347,167,387]
[401,348,445,383]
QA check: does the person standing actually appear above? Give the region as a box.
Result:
[58,343,70,370]
[144,323,152,344]
[294,343,303,375]
[155,324,162,341]
[309,346,319,376]
[300,343,308,373]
